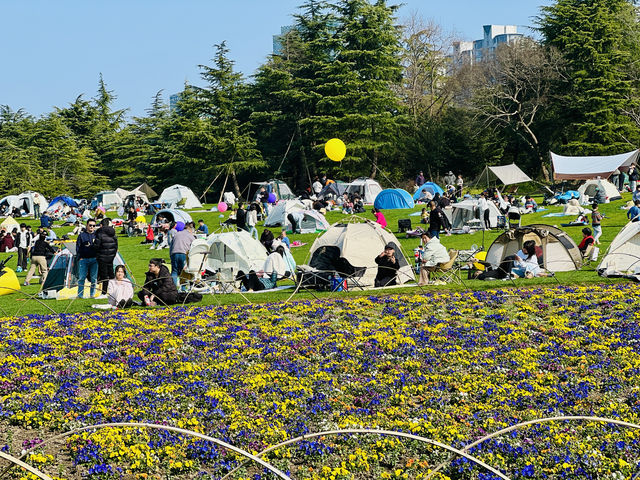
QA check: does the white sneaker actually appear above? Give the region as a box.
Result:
[96,294,108,300]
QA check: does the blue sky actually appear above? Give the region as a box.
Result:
[0,0,551,118]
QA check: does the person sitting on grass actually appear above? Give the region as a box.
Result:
[138,258,177,306]
[108,265,134,308]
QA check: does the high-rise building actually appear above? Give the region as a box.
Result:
[169,93,181,112]
[273,25,295,56]
[451,25,523,68]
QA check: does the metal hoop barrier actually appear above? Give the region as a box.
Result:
[426,415,640,479]
[0,451,53,480]
[3,422,291,480]
[220,428,511,480]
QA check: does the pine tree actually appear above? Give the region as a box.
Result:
[538,0,640,154]
[307,0,407,178]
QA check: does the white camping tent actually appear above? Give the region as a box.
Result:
[486,224,582,273]
[187,230,269,282]
[598,222,640,275]
[451,199,501,231]
[577,179,621,203]
[308,220,414,287]
[551,150,640,180]
[345,178,383,204]
[114,188,131,199]
[17,191,48,216]
[251,179,296,201]
[158,184,203,209]
[151,209,193,225]
[0,195,20,215]
[476,164,532,186]
[90,191,122,210]
[264,200,329,233]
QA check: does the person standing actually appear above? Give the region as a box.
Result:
[629,165,639,193]
[24,232,55,286]
[591,203,603,245]
[444,171,456,186]
[95,218,118,296]
[478,193,490,229]
[415,171,425,187]
[247,204,259,239]
[33,193,41,219]
[455,175,464,199]
[428,200,444,238]
[169,221,194,286]
[312,176,323,196]
[16,223,31,272]
[236,202,247,232]
[76,219,98,299]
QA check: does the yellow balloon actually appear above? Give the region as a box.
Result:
[325,138,346,162]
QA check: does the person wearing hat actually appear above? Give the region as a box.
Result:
[168,221,194,286]
[374,243,400,287]
[444,171,456,186]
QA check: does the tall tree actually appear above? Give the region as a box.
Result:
[538,0,640,154]
[469,39,562,180]
[308,0,407,179]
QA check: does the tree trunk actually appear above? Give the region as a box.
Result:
[370,123,378,179]
[295,121,309,190]
[231,169,241,200]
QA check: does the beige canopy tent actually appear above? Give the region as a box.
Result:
[485,224,582,272]
[476,164,532,186]
[551,150,640,180]
[133,182,158,200]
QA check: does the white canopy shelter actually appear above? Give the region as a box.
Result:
[158,184,203,209]
[551,150,640,180]
[477,164,532,186]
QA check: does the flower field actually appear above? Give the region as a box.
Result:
[2,284,640,479]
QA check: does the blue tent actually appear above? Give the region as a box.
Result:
[47,195,78,210]
[413,182,445,201]
[374,189,415,210]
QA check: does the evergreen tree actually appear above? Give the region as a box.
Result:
[308,0,407,178]
[538,0,640,154]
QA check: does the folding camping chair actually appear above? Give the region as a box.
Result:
[343,265,367,291]
[429,249,465,286]
[507,210,521,228]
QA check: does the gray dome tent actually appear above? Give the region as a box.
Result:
[485,224,582,272]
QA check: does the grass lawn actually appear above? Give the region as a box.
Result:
[0,192,633,316]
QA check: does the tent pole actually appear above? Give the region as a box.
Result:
[218,172,230,204]
[200,171,223,201]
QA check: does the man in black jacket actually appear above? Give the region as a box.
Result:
[236,202,247,232]
[138,258,178,306]
[374,244,400,287]
[95,218,118,296]
[76,219,98,299]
